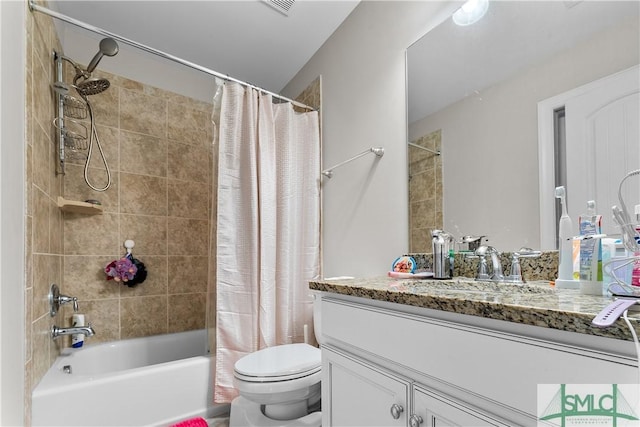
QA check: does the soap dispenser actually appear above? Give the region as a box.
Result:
[431,230,454,279]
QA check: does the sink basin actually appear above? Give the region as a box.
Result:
[403,277,554,295]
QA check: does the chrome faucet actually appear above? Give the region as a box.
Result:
[474,246,504,282]
[51,324,95,339]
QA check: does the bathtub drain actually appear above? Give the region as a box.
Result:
[63,365,72,374]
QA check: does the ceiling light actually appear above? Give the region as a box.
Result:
[452,0,489,26]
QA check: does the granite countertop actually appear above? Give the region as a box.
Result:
[309,276,640,342]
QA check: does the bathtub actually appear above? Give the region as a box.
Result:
[32,329,229,426]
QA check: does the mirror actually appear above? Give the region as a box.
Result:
[407,1,639,253]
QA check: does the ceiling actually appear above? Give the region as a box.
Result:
[49,0,360,94]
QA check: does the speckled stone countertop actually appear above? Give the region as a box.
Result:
[309,276,640,342]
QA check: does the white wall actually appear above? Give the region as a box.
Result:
[409,16,639,251]
[0,0,26,424]
[283,1,459,277]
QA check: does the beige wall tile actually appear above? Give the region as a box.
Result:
[33,122,51,195]
[167,180,209,219]
[168,218,209,256]
[26,216,33,291]
[85,125,120,172]
[31,314,52,389]
[168,293,206,333]
[120,173,167,216]
[33,58,53,142]
[168,256,208,294]
[25,288,33,363]
[32,188,49,254]
[120,296,168,339]
[64,255,121,300]
[167,101,211,148]
[63,164,120,213]
[90,82,119,128]
[120,89,166,138]
[119,214,168,256]
[64,212,120,255]
[167,142,210,183]
[119,255,167,297]
[78,299,121,344]
[49,197,63,255]
[120,130,167,177]
[26,143,33,217]
[32,255,51,319]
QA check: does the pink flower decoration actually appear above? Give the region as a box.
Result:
[105,257,138,282]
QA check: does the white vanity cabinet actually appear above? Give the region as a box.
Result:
[412,386,506,427]
[323,347,409,426]
[324,346,506,427]
[319,294,638,427]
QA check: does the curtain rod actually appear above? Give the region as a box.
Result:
[28,0,315,112]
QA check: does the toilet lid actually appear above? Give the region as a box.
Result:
[234,343,321,379]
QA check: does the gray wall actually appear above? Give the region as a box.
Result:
[284,1,458,277]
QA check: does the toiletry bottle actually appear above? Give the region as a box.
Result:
[578,201,603,295]
[71,313,85,348]
[631,204,640,286]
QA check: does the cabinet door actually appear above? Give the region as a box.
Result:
[413,386,508,427]
[323,347,409,427]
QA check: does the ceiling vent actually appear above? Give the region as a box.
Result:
[262,0,295,16]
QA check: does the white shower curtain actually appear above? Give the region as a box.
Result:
[214,82,321,403]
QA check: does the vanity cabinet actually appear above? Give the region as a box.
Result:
[324,346,506,427]
[413,386,505,427]
[319,294,637,427]
[323,347,409,426]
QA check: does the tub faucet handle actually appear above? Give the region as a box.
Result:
[49,283,79,316]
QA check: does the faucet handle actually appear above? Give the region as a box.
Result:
[504,253,523,283]
[504,249,541,283]
[49,284,79,316]
[58,294,78,312]
[475,254,491,281]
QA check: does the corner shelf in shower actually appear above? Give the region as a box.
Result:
[57,197,103,215]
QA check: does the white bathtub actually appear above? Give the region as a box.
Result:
[32,329,228,427]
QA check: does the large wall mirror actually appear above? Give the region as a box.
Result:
[407,1,639,253]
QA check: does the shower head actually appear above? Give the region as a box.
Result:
[85,38,119,74]
[74,77,111,97]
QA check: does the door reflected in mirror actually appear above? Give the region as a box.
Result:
[407,1,639,252]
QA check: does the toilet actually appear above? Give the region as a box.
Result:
[229,293,323,427]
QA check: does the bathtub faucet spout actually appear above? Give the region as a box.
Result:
[51,324,95,339]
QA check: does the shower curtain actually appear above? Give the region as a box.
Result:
[213,82,321,403]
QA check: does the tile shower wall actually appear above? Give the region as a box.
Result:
[409,129,443,253]
[25,1,214,422]
[25,1,65,424]
[60,70,214,343]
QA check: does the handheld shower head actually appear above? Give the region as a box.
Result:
[86,38,119,74]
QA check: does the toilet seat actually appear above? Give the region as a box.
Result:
[234,343,320,383]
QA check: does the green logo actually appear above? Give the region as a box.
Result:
[539,384,639,426]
